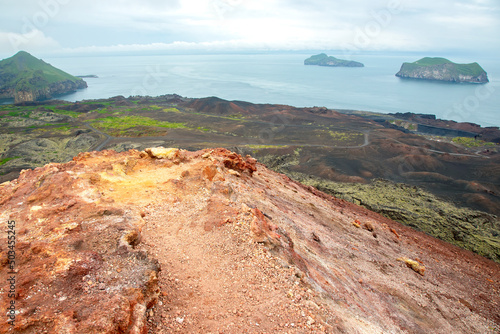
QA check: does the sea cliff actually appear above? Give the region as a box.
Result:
[396,57,489,83]
[0,51,87,103]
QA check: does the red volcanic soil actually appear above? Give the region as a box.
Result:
[1,148,498,333]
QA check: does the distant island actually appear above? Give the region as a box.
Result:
[77,74,99,78]
[395,57,488,83]
[304,53,364,67]
[0,51,87,103]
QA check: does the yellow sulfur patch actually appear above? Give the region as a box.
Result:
[145,147,179,159]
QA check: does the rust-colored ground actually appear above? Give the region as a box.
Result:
[0,148,498,333]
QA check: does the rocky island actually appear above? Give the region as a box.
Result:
[304,53,364,67]
[395,57,489,83]
[0,51,87,103]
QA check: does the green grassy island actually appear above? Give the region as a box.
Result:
[0,51,87,103]
[395,57,488,83]
[304,53,364,67]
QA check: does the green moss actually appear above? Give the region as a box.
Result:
[89,115,187,132]
[4,110,31,118]
[299,177,500,262]
[452,137,495,148]
[51,108,80,118]
[52,125,75,133]
[328,130,363,142]
[0,156,21,166]
[162,107,181,113]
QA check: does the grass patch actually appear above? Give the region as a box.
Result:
[196,126,210,132]
[4,110,31,118]
[328,130,364,143]
[51,108,80,118]
[0,156,21,166]
[162,107,181,113]
[452,137,495,148]
[52,125,75,133]
[89,115,187,132]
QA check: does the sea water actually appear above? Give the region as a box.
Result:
[43,53,500,127]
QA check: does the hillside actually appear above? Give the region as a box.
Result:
[0,51,87,103]
[395,57,489,83]
[1,96,499,263]
[0,148,498,333]
[304,53,364,67]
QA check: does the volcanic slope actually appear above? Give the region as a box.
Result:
[0,148,498,333]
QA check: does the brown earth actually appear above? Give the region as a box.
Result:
[1,148,498,333]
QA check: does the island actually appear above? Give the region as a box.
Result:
[77,74,99,78]
[395,57,488,83]
[0,51,87,103]
[304,53,364,67]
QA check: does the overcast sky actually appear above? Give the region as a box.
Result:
[0,0,499,56]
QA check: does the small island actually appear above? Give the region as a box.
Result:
[304,53,364,67]
[395,57,488,83]
[0,51,87,103]
[77,74,99,78]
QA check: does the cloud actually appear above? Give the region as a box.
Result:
[61,39,311,55]
[0,0,499,54]
[0,29,60,55]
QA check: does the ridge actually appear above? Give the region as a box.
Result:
[0,148,498,333]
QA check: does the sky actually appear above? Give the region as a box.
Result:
[0,0,499,57]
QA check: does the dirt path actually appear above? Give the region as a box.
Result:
[84,123,113,151]
[139,188,334,333]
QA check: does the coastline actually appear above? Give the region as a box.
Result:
[40,53,499,128]
[6,95,500,136]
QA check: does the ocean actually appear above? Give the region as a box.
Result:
[40,53,500,127]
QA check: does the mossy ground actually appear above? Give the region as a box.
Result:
[253,146,500,262]
[298,176,500,262]
[452,136,496,148]
[88,115,187,137]
[0,157,20,166]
